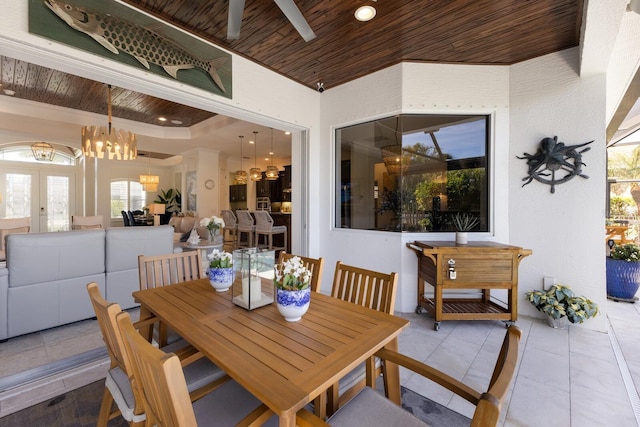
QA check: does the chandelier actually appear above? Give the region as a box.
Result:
[249,131,262,181]
[265,128,279,181]
[235,136,247,184]
[381,144,408,175]
[81,85,137,160]
[140,152,159,192]
[31,142,55,162]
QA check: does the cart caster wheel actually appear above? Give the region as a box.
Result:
[415,305,422,314]
[504,321,515,328]
[434,322,440,331]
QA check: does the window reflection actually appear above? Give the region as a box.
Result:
[335,114,489,232]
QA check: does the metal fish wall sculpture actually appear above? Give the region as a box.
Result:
[44,0,228,93]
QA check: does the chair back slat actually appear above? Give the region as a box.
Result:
[278,252,325,293]
[138,251,202,290]
[117,311,197,427]
[331,261,398,314]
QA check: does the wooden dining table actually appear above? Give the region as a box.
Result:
[133,278,409,427]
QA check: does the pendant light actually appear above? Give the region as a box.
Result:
[235,135,248,184]
[249,131,262,181]
[265,128,279,181]
[140,151,159,192]
[81,84,137,160]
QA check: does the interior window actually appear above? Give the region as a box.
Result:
[110,180,146,218]
[335,114,489,232]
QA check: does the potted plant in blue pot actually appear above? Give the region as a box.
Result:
[607,243,640,302]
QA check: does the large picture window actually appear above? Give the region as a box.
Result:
[335,114,489,232]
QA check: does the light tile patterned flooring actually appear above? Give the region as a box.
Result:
[1,302,639,426]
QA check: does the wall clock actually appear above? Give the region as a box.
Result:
[205,179,215,190]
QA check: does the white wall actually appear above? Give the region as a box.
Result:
[319,63,512,312]
[510,48,607,331]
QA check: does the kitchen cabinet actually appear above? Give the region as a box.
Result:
[229,184,247,202]
[281,165,291,202]
[407,241,532,331]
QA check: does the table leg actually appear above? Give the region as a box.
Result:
[278,412,296,427]
[382,337,402,405]
[137,305,154,342]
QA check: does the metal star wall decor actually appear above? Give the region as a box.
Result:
[517,136,592,194]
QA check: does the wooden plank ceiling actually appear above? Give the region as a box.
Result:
[0,0,582,127]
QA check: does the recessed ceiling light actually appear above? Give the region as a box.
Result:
[3,89,15,96]
[158,117,167,122]
[170,119,183,125]
[284,131,291,135]
[355,5,376,22]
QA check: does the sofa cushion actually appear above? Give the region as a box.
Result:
[105,226,174,272]
[7,229,105,287]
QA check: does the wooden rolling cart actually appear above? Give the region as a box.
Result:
[407,241,532,330]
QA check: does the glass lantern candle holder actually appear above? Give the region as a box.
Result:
[231,248,275,310]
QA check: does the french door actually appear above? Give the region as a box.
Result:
[1,167,76,232]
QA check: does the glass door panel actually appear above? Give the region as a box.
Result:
[3,173,32,218]
[43,174,72,232]
[1,168,75,232]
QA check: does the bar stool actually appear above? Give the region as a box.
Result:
[254,211,286,252]
[235,210,256,248]
[221,210,238,250]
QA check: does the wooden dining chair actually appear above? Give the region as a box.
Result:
[328,261,398,414]
[86,283,229,427]
[71,215,104,230]
[0,217,30,261]
[297,326,523,427]
[278,252,325,293]
[138,251,203,346]
[116,310,271,427]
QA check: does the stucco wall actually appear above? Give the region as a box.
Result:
[510,48,607,331]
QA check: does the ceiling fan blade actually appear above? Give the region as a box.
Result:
[273,0,316,42]
[227,0,245,40]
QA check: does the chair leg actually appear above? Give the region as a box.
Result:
[97,386,114,427]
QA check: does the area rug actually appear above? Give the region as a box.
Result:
[0,381,470,427]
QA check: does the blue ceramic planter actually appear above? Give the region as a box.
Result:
[208,267,233,292]
[276,287,311,322]
[606,258,640,300]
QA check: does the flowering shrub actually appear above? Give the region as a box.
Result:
[610,243,640,262]
[274,256,311,290]
[526,284,599,324]
[207,249,233,269]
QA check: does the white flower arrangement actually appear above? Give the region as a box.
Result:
[200,215,225,233]
[274,256,311,290]
[207,249,233,269]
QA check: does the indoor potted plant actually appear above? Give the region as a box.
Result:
[526,283,599,328]
[451,212,479,244]
[274,256,312,322]
[207,249,233,292]
[200,215,225,243]
[607,242,640,302]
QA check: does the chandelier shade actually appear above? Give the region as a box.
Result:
[250,131,262,181]
[235,135,247,184]
[140,152,159,192]
[81,85,137,160]
[31,142,55,162]
[266,128,279,180]
[381,144,408,175]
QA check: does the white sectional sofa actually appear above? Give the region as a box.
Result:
[0,225,173,341]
